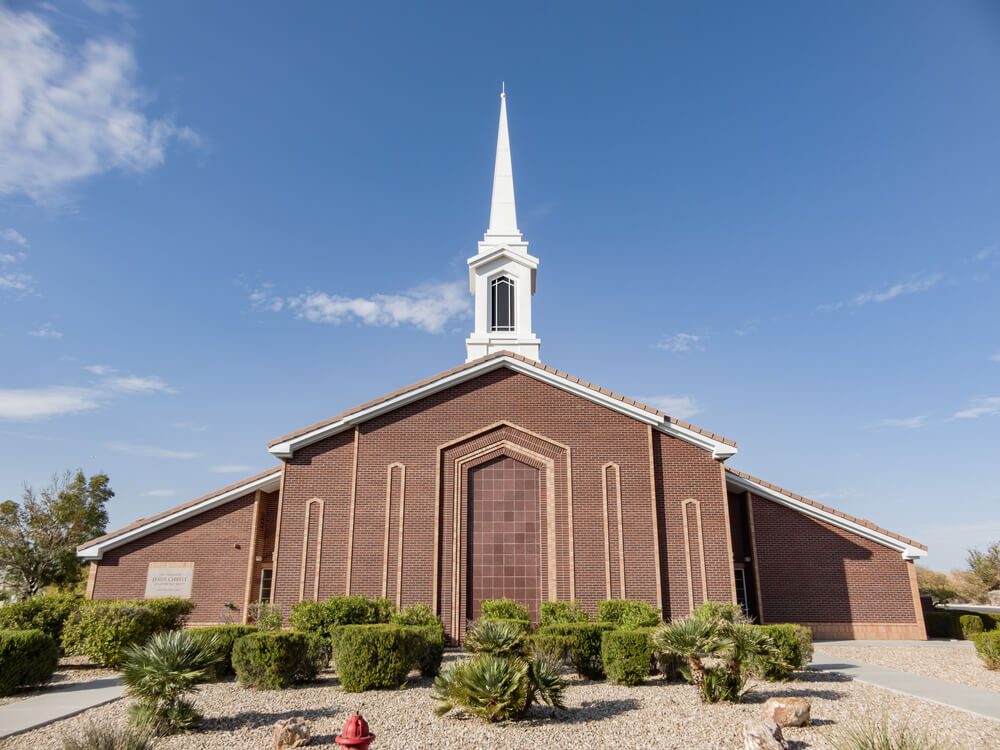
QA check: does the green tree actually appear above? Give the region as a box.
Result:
[0,470,112,599]
[967,541,1000,594]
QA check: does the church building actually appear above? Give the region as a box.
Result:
[78,92,928,641]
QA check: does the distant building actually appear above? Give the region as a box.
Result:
[78,92,927,640]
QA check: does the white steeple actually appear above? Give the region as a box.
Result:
[465,87,541,362]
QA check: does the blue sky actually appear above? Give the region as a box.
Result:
[1,1,998,570]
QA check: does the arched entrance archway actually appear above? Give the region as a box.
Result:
[467,456,541,625]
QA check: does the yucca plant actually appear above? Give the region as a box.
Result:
[465,619,527,657]
[121,630,220,734]
[830,718,944,750]
[433,652,567,722]
[61,723,156,750]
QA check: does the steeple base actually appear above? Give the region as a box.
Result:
[466,335,541,362]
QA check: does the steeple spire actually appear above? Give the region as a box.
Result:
[486,86,520,238]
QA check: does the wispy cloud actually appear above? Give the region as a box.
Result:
[653,332,703,354]
[28,323,62,339]
[106,441,202,460]
[141,489,176,498]
[818,273,942,312]
[0,386,101,420]
[210,464,256,474]
[974,244,998,262]
[103,375,176,394]
[870,415,928,430]
[172,421,208,433]
[990,353,1000,363]
[639,395,702,420]
[1,229,28,248]
[0,272,33,292]
[953,396,1000,420]
[0,366,174,421]
[0,7,198,201]
[251,280,470,334]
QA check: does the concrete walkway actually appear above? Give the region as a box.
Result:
[0,676,124,739]
[811,654,1000,722]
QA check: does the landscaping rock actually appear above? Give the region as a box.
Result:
[273,717,310,749]
[744,719,788,750]
[760,696,811,727]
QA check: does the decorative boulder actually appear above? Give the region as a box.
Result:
[760,696,811,727]
[988,589,1000,607]
[274,717,311,749]
[744,719,789,750]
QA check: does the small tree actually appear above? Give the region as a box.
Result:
[967,541,1000,595]
[0,471,112,599]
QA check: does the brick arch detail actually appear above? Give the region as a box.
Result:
[435,422,573,639]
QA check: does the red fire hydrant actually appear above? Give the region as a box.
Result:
[336,713,375,750]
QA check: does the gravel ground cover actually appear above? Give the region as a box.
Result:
[814,640,1000,693]
[0,665,118,707]
[5,660,999,750]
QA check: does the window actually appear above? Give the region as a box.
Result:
[734,568,748,616]
[490,276,515,332]
[259,567,273,604]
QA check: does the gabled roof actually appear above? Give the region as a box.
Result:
[725,467,927,559]
[267,352,739,460]
[77,467,282,561]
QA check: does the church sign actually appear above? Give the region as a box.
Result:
[144,562,194,599]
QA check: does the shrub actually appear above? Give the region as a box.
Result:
[189,625,256,678]
[466,619,528,657]
[335,624,422,691]
[973,631,1000,670]
[597,599,661,629]
[60,723,156,750]
[247,601,283,630]
[121,630,220,734]
[0,594,81,647]
[0,629,60,696]
[960,614,984,639]
[758,624,813,680]
[289,595,392,635]
[232,631,329,689]
[433,653,566,722]
[479,598,529,622]
[140,598,194,630]
[601,628,654,686]
[62,603,160,667]
[830,717,945,750]
[539,601,589,628]
[533,622,614,679]
[414,625,445,678]
[391,604,446,647]
[692,601,747,625]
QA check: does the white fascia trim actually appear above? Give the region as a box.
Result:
[77,470,283,561]
[269,355,734,460]
[468,246,539,270]
[727,472,926,560]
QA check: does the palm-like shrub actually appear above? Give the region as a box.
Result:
[121,630,220,734]
[60,723,156,750]
[652,617,782,702]
[433,653,566,722]
[465,619,527,657]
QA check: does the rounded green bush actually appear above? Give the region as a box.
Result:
[232,631,329,689]
[0,595,81,648]
[758,624,813,680]
[0,629,59,696]
[539,601,589,628]
[973,631,1000,670]
[140,598,194,630]
[189,625,257,678]
[601,628,654,686]
[414,625,445,678]
[335,624,421,692]
[290,595,393,636]
[960,614,985,639]
[597,599,661,629]
[61,603,160,667]
[479,599,530,622]
[535,622,614,679]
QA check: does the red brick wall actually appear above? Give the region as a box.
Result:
[90,492,257,624]
[750,493,918,625]
[652,432,734,619]
[273,368,698,637]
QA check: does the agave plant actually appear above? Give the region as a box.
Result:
[433,652,566,722]
[464,619,527,657]
[121,630,220,734]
